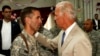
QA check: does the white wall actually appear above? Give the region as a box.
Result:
[0,0,56,11]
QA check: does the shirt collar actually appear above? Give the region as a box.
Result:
[3,19,11,24]
[22,29,35,38]
[64,22,76,35]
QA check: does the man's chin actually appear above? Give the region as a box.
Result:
[36,27,40,31]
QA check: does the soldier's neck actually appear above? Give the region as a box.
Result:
[25,27,35,36]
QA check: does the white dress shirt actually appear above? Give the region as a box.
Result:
[94,19,98,30]
[1,20,11,50]
[63,22,76,42]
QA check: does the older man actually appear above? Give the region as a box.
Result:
[35,1,92,56]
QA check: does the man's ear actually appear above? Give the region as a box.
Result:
[25,17,31,24]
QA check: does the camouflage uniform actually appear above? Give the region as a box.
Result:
[95,30,100,56]
[86,30,100,56]
[39,26,61,38]
[11,30,54,56]
[39,27,54,39]
[38,26,59,56]
[50,26,61,37]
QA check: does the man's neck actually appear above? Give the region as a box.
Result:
[86,29,92,33]
[95,18,98,20]
[25,27,35,36]
[3,19,11,22]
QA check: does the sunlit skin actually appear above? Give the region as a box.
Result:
[54,7,75,30]
[54,7,65,30]
[25,10,42,35]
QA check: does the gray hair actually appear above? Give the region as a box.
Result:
[56,1,76,19]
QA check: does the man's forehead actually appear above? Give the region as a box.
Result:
[4,8,12,11]
[55,7,61,13]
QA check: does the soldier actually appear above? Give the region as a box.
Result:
[83,19,100,56]
[11,7,51,56]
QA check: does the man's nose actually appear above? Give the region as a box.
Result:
[39,18,42,24]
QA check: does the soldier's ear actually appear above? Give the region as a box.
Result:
[25,17,31,24]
